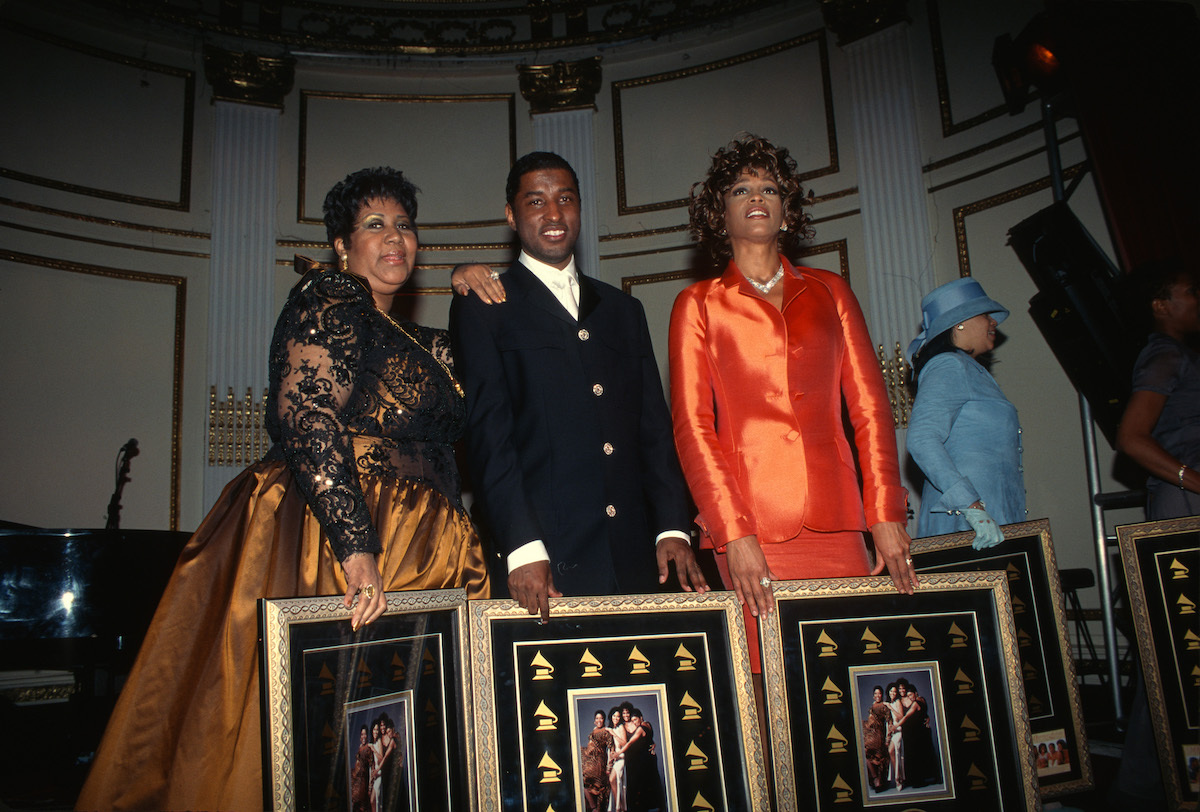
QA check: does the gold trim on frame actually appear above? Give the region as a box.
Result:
[760,571,1039,812]
[296,90,517,229]
[1116,515,1200,812]
[951,162,1085,277]
[611,31,837,215]
[469,591,771,811]
[260,589,474,812]
[0,21,195,211]
[0,249,185,530]
[910,518,1095,797]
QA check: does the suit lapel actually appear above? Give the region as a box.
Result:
[511,260,578,325]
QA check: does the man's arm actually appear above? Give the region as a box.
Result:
[629,299,708,593]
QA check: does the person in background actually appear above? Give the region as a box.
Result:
[1117,260,1200,519]
[906,277,1025,546]
[76,167,489,811]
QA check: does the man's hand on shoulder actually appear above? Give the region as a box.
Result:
[656,538,710,594]
[508,560,562,623]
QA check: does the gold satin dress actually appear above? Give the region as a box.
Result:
[77,270,489,811]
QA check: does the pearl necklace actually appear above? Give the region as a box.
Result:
[746,263,785,295]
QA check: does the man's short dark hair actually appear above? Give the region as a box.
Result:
[505,151,580,205]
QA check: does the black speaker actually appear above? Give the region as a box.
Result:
[1008,203,1140,446]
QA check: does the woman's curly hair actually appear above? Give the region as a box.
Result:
[323,166,420,248]
[689,135,813,266]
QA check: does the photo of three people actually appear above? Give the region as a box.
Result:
[571,688,673,812]
[853,666,949,801]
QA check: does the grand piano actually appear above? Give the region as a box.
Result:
[0,522,189,807]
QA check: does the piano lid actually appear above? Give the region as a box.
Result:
[0,527,189,643]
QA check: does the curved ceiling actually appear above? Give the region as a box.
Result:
[84,0,795,57]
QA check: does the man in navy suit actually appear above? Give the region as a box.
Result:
[449,152,707,621]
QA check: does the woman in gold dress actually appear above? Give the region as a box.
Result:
[76,167,489,811]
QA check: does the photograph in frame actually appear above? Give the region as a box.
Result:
[260,589,473,811]
[759,572,1039,811]
[468,592,769,811]
[1117,514,1200,811]
[908,518,1093,796]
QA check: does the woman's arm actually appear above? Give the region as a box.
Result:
[273,276,385,626]
[905,355,981,510]
[1117,390,1200,493]
[668,288,775,612]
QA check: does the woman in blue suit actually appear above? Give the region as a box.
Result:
[906,278,1025,545]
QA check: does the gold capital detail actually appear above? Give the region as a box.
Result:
[204,45,295,109]
[517,56,602,114]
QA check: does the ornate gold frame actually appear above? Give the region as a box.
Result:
[760,571,1038,811]
[469,592,770,811]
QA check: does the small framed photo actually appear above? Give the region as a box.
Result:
[909,518,1092,796]
[1117,514,1200,811]
[260,589,474,811]
[759,572,1038,811]
[468,592,770,811]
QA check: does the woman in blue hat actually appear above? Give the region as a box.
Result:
[906,278,1025,545]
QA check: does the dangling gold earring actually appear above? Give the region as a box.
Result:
[340,255,348,272]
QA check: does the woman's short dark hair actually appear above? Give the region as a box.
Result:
[505,151,580,206]
[689,134,814,266]
[323,167,420,247]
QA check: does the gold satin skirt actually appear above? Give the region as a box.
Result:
[75,459,489,812]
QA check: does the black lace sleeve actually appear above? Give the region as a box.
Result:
[269,272,381,562]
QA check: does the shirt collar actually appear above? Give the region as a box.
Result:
[520,250,578,290]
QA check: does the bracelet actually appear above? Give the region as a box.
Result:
[1180,464,1188,490]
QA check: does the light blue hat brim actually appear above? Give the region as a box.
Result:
[906,277,1009,362]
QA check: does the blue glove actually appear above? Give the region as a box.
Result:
[963,507,1004,550]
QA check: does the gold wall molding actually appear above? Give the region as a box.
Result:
[0,249,186,530]
[203,45,295,109]
[208,387,270,467]
[612,31,837,215]
[518,56,603,113]
[0,220,209,259]
[296,90,516,230]
[0,197,211,239]
[0,21,195,211]
[951,162,1085,278]
[927,0,1012,138]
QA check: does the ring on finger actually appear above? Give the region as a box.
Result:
[488,270,500,280]
[759,576,772,588]
[905,557,913,565]
[361,584,376,600]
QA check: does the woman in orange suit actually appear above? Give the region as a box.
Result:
[669,135,917,666]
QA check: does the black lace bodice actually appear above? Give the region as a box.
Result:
[265,269,467,562]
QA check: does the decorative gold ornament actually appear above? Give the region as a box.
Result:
[517,56,602,113]
[204,45,295,109]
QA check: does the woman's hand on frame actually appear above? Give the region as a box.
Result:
[342,552,386,630]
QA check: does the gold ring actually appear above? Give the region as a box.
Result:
[361,584,376,600]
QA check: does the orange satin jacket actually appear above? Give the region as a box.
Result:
[668,259,908,550]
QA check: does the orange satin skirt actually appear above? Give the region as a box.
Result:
[75,459,489,812]
[715,529,870,673]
